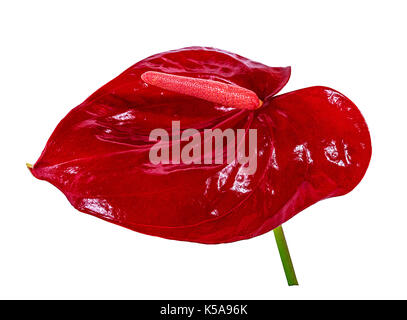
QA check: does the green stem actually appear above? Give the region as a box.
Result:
[273,225,298,286]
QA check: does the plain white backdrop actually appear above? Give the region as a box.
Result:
[1,0,406,299]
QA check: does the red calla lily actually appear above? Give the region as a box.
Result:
[29,47,371,246]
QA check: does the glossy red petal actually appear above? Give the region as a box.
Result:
[106,87,371,243]
[30,48,370,243]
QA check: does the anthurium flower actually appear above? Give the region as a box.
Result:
[29,47,371,246]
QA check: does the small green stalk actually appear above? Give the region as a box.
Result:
[273,225,298,286]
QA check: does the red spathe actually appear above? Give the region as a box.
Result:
[31,47,371,243]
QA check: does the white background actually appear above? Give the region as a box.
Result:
[1,0,406,299]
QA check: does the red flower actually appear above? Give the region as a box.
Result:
[29,47,371,244]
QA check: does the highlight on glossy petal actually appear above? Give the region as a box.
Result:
[141,71,263,110]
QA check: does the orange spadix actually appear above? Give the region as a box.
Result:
[141,71,263,110]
